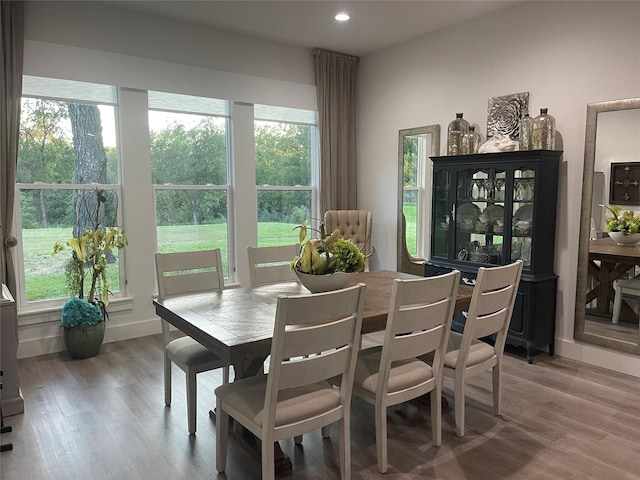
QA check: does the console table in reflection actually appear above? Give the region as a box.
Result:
[587,237,640,322]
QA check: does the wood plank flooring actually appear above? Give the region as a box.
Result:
[1,334,639,479]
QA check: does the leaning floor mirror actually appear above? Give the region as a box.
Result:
[397,125,440,275]
[575,97,640,355]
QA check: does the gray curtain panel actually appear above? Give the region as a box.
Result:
[314,49,358,213]
[0,1,24,295]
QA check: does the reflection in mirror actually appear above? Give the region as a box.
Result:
[576,98,640,355]
[397,125,440,274]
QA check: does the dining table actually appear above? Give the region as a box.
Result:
[587,237,640,322]
[153,269,473,472]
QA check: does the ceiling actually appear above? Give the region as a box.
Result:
[115,0,524,57]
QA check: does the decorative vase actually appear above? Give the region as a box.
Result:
[532,108,556,150]
[607,231,640,246]
[63,321,105,359]
[518,113,533,151]
[447,113,470,155]
[461,126,482,154]
[295,270,354,293]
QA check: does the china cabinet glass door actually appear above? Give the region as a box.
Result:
[511,169,535,267]
[433,170,450,258]
[454,168,506,266]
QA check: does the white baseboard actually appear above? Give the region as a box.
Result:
[556,338,640,378]
[17,318,161,359]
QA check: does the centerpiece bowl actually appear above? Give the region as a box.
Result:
[295,270,354,293]
[608,231,640,246]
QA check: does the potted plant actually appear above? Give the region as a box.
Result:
[52,186,127,358]
[291,219,365,293]
[602,204,640,245]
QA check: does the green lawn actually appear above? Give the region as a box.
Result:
[22,217,419,302]
[23,222,300,302]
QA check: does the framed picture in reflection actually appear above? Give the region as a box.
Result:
[609,162,640,205]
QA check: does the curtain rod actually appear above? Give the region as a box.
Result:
[313,48,359,62]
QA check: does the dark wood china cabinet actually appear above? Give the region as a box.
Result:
[425,150,561,363]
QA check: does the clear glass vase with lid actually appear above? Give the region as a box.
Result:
[532,108,556,150]
[518,113,533,151]
[461,125,482,154]
[447,113,470,155]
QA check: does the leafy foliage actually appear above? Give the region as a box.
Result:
[292,220,365,275]
[52,186,128,318]
[603,204,640,234]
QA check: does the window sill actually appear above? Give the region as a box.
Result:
[18,296,134,326]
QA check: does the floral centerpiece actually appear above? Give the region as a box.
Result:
[291,219,365,292]
[52,186,127,357]
[292,220,365,275]
[602,204,640,234]
[601,204,640,246]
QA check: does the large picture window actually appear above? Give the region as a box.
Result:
[149,91,231,276]
[15,76,123,307]
[254,105,319,246]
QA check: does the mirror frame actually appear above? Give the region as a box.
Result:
[397,125,440,272]
[575,97,640,354]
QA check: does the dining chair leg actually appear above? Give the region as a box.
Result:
[339,417,351,480]
[187,369,197,435]
[612,281,623,324]
[164,354,172,406]
[431,388,442,447]
[493,364,502,416]
[261,433,276,480]
[215,398,229,473]
[375,404,388,473]
[321,425,331,437]
[222,365,230,384]
[294,435,303,444]
[454,374,466,437]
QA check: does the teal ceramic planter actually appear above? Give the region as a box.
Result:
[63,321,105,359]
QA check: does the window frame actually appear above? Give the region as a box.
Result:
[254,108,320,243]
[148,94,234,279]
[14,78,125,313]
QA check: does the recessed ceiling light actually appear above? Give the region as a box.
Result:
[335,12,350,22]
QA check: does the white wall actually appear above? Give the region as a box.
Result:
[357,1,640,376]
[23,1,315,86]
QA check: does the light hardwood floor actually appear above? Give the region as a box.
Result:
[1,334,639,479]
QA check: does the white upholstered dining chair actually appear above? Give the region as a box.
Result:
[350,270,460,473]
[247,244,299,287]
[155,249,230,435]
[215,283,366,480]
[324,210,373,271]
[443,260,523,437]
[612,275,640,324]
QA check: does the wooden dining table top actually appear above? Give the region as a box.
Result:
[153,269,473,369]
[589,237,640,263]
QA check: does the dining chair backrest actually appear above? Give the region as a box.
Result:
[324,210,373,271]
[247,244,299,288]
[378,270,460,402]
[155,249,224,301]
[263,283,366,438]
[455,260,523,369]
